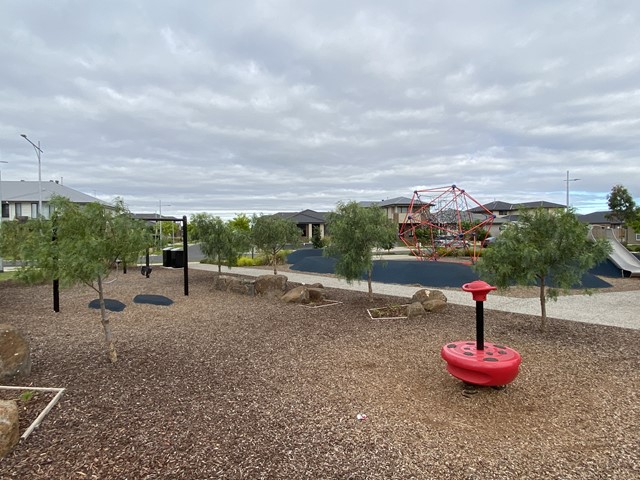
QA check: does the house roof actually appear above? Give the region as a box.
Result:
[274,209,328,223]
[469,200,565,213]
[359,196,413,208]
[577,211,622,225]
[133,213,182,222]
[2,180,107,205]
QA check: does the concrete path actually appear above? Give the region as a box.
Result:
[190,263,640,330]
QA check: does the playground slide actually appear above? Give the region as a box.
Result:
[595,228,640,277]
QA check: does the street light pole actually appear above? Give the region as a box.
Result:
[20,134,43,217]
[565,170,580,209]
[157,200,172,248]
[0,160,8,272]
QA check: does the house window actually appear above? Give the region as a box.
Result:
[15,203,22,217]
[636,233,640,242]
[31,203,38,218]
[1,202,8,218]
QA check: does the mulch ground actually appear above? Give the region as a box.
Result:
[0,268,638,479]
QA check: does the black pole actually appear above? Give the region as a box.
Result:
[182,216,189,296]
[52,222,60,312]
[476,300,484,350]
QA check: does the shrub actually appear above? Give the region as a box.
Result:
[237,256,257,267]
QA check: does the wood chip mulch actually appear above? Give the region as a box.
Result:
[0,268,638,479]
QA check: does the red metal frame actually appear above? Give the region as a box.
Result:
[399,185,495,261]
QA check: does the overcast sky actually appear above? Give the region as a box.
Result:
[1,1,639,218]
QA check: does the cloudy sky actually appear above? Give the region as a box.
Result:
[1,1,639,218]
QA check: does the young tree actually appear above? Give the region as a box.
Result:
[251,214,300,274]
[311,226,323,249]
[192,214,242,273]
[325,201,398,300]
[475,208,611,331]
[2,196,150,363]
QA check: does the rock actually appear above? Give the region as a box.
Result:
[0,324,31,381]
[423,299,447,313]
[407,301,426,319]
[0,400,19,458]
[213,275,254,295]
[308,287,326,302]
[412,289,448,305]
[282,286,310,304]
[254,275,288,298]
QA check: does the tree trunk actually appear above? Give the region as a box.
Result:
[272,249,278,275]
[367,267,373,302]
[97,275,118,363]
[538,275,547,331]
[217,255,222,273]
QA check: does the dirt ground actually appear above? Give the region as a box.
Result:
[0,267,639,479]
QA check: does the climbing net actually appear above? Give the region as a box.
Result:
[399,185,495,261]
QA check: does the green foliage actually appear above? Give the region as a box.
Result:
[19,390,35,402]
[228,213,251,232]
[192,214,244,273]
[607,185,637,223]
[325,201,398,299]
[475,208,611,330]
[251,215,300,274]
[311,226,323,249]
[1,196,150,363]
[236,256,258,267]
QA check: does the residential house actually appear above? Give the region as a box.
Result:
[273,209,328,242]
[578,211,639,246]
[1,180,105,221]
[468,200,566,236]
[359,196,415,232]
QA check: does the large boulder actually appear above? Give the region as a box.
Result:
[407,301,426,319]
[0,324,31,381]
[412,289,447,304]
[308,287,326,303]
[213,275,255,296]
[282,285,310,304]
[411,289,448,313]
[0,400,19,458]
[254,274,288,298]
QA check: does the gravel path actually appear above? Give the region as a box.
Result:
[1,267,639,479]
[206,264,640,330]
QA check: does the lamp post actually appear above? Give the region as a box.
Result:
[565,170,580,209]
[0,160,8,272]
[20,134,43,217]
[158,200,172,248]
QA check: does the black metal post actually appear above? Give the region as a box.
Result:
[182,215,189,296]
[52,222,60,312]
[476,300,484,350]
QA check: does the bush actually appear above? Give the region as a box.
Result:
[237,256,257,267]
[256,249,291,266]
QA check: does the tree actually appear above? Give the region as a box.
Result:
[251,214,300,274]
[325,201,398,300]
[228,213,253,256]
[1,196,150,363]
[192,214,242,273]
[607,185,637,223]
[475,208,611,331]
[311,226,323,249]
[607,185,640,243]
[188,212,212,241]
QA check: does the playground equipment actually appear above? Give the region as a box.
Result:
[441,280,522,387]
[399,185,495,261]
